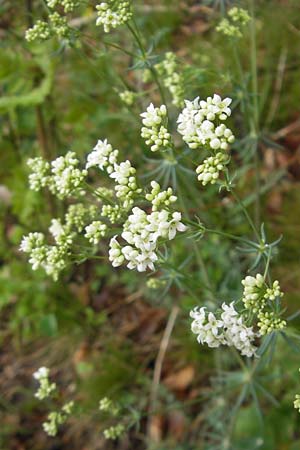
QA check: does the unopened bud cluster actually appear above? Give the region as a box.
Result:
[25,1,80,42]
[20,200,99,280]
[217,7,251,38]
[155,52,185,107]
[241,274,286,335]
[196,152,228,186]
[141,104,171,152]
[146,277,167,289]
[145,181,177,211]
[119,90,135,106]
[43,402,74,436]
[28,152,87,199]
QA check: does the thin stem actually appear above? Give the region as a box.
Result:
[230,188,260,242]
[177,186,214,300]
[126,21,167,106]
[249,0,261,227]
[147,305,179,437]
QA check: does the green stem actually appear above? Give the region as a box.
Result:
[230,188,260,242]
[126,21,167,106]
[249,0,261,227]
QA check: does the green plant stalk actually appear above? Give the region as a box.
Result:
[249,0,261,228]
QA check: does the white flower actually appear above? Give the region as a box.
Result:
[122,244,158,272]
[33,366,56,400]
[27,157,50,191]
[86,139,119,173]
[190,307,206,334]
[109,236,125,267]
[50,152,87,199]
[168,212,187,239]
[110,160,135,184]
[33,366,49,380]
[177,95,235,150]
[145,210,186,241]
[190,302,257,357]
[110,161,141,208]
[96,1,132,33]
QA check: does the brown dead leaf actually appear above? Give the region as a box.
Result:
[148,414,164,443]
[72,341,90,365]
[164,365,195,391]
[267,190,283,214]
[167,410,186,441]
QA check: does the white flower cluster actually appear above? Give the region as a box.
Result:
[141,104,171,152]
[20,232,45,254]
[177,95,234,150]
[86,139,141,209]
[190,303,257,357]
[196,152,228,186]
[96,1,132,33]
[99,397,120,416]
[177,94,234,185]
[145,181,177,211]
[294,393,300,413]
[33,367,57,400]
[33,367,74,437]
[20,202,101,280]
[20,234,61,280]
[155,52,184,107]
[110,160,142,208]
[85,221,108,245]
[109,207,186,272]
[49,218,74,249]
[50,152,87,198]
[103,424,125,440]
[23,125,187,278]
[27,157,50,191]
[43,401,74,437]
[27,152,87,199]
[86,139,119,174]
